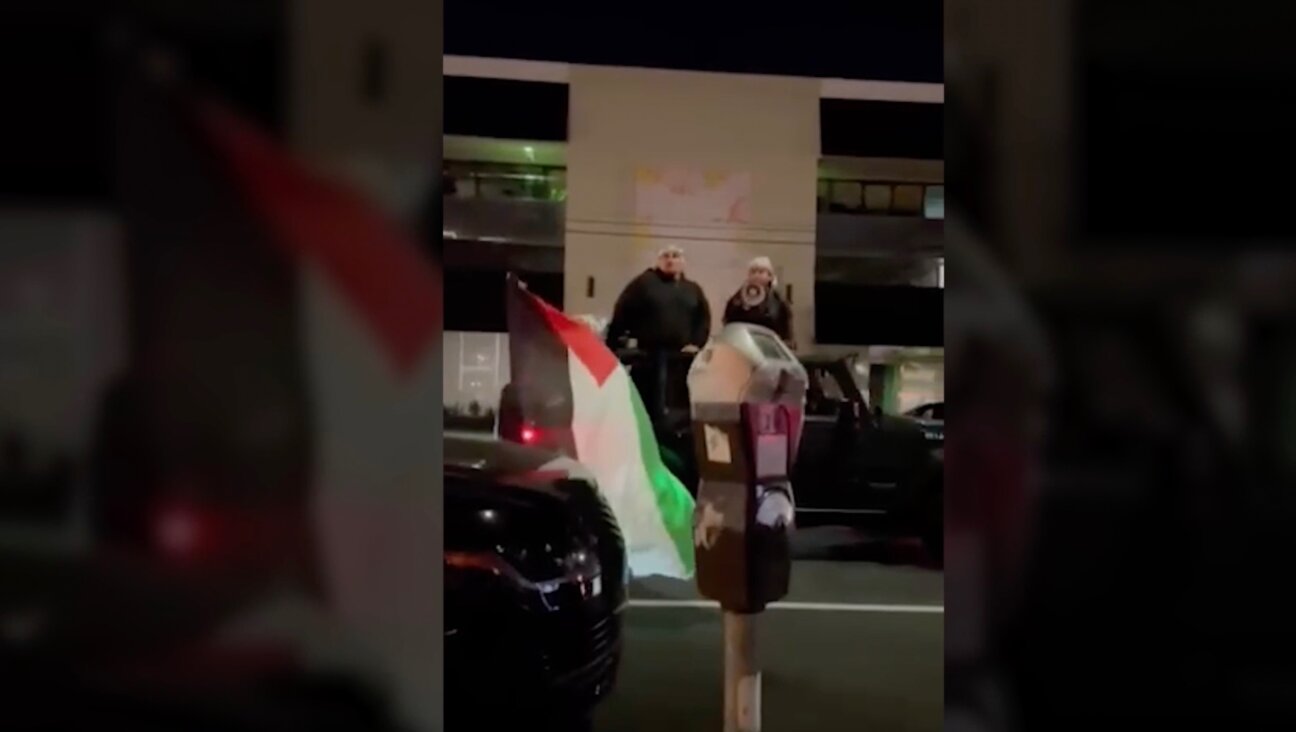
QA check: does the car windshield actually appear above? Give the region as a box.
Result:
[847,361,869,395]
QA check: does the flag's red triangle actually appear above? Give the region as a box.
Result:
[510,277,619,387]
[191,98,440,377]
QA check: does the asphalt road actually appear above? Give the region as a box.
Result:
[595,527,944,732]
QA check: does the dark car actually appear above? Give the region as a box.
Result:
[795,356,943,555]
[1,432,623,731]
[445,433,627,728]
[498,352,943,557]
[905,401,945,445]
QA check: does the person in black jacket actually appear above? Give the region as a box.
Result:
[605,245,712,353]
[723,256,794,346]
[606,245,711,427]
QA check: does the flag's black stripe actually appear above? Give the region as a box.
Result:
[505,275,578,457]
[113,61,320,596]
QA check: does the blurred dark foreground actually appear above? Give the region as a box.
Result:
[945,0,1296,728]
[1,4,443,730]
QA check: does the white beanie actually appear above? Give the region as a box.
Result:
[748,256,776,286]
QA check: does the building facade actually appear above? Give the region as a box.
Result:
[443,56,945,415]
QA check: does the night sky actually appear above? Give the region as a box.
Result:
[446,6,943,84]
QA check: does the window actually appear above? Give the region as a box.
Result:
[807,366,847,409]
[477,173,531,199]
[924,185,945,219]
[816,179,944,217]
[445,331,509,432]
[829,180,863,211]
[818,369,847,401]
[443,161,567,203]
[893,184,925,215]
[815,255,945,287]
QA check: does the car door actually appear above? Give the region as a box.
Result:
[821,362,908,512]
[792,363,858,510]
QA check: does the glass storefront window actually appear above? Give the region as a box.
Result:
[443,161,567,203]
[817,179,944,218]
[816,179,832,211]
[829,180,863,211]
[896,360,944,415]
[816,255,945,287]
[893,184,925,215]
[863,184,894,213]
[445,331,511,433]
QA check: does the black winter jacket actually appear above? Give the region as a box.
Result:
[605,268,712,351]
[723,285,793,342]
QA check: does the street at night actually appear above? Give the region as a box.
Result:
[600,528,943,731]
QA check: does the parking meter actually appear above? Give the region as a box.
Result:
[687,323,807,613]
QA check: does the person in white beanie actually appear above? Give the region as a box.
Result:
[723,256,794,345]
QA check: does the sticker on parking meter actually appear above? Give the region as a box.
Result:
[703,424,732,464]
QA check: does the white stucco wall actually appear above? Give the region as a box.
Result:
[564,66,821,344]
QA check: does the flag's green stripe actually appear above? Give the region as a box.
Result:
[626,382,696,575]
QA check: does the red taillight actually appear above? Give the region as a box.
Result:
[445,551,505,575]
[520,426,538,444]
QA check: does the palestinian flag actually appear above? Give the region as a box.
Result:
[116,58,441,729]
[506,275,695,579]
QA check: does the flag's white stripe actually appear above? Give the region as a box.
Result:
[300,267,443,731]
[568,352,687,579]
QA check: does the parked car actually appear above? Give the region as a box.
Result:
[445,433,627,728]
[498,352,943,558]
[795,355,943,555]
[905,401,945,446]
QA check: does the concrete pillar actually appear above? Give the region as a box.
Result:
[564,66,821,345]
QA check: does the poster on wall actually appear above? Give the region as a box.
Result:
[634,167,752,226]
[631,167,755,326]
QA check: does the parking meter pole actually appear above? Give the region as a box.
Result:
[724,611,761,732]
[687,324,806,732]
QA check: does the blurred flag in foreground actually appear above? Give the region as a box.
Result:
[188,89,442,728]
[506,275,695,579]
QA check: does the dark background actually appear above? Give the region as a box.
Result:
[444,6,943,84]
[947,0,1296,728]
